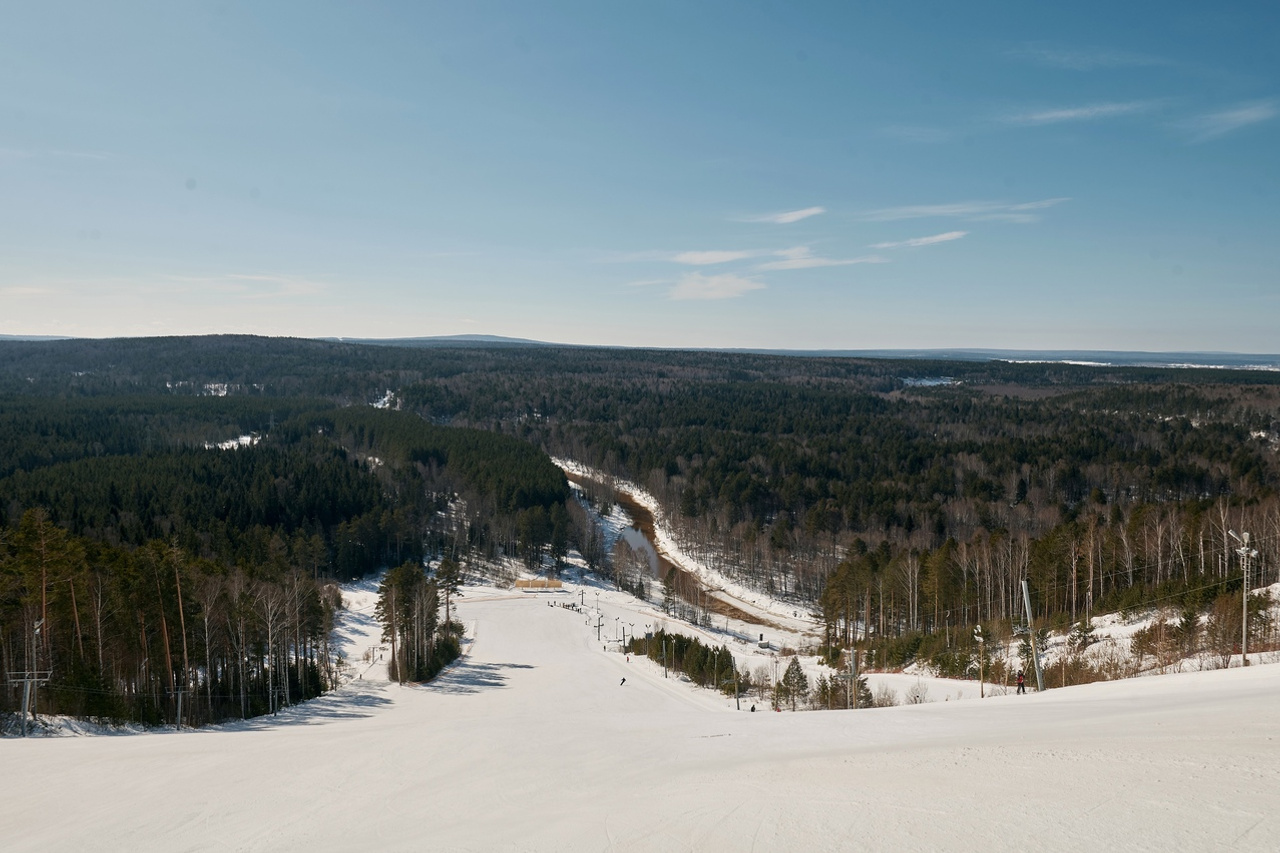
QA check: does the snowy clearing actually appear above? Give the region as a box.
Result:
[4,576,1280,851]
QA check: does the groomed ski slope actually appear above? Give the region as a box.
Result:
[5,583,1280,852]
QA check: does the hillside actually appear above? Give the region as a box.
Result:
[2,571,1277,852]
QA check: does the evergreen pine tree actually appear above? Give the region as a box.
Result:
[782,657,808,711]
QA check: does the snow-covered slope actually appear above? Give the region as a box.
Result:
[555,457,822,641]
[4,579,1280,851]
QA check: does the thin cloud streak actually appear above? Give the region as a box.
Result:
[745,206,826,224]
[757,247,888,270]
[1009,46,1170,70]
[669,272,765,300]
[870,231,968,249]
[1182,100,1278,142]
[862,198,1070,223]
[1005,100,1160,125]
[671,249,765,265]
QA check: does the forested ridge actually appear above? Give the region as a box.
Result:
[3,335,1280,707]
[0,386,571,728]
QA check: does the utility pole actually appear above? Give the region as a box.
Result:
[1021,580,1044,693]
[848,648,858,709]
[1230,530,1259,667]
[733,657,740,710]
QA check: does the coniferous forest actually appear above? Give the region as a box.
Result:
[3,335,1280,724]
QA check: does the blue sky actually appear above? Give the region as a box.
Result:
[1,2,1277,350]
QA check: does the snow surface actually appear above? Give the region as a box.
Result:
[5,575,1280,851]
[203,432,261,451]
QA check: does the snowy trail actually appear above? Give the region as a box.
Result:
[5,590,1280,851]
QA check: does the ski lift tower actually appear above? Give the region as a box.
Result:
[7,619,52,736]
[1229,530,1259,667]
[1021,580,1044,692]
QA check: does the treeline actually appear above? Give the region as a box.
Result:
[303,407,573,572]
[6,335,1279,401]
[0,395,332,479]
[818,492,1280,676]
[624,630,740,696]
[5,336,1280,679]
[622,631,875,712]
[0,393,572,727]
[0,437,397,577]
[314,407,569,513]
[0,509,339,727]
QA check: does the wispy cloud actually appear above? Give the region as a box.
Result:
[879,125,952,144]
[745,206,826,224]
[1005,100,1161,125]
[870,231,968,249]
[862,198,1070,224]
[671,249,765,265]
[756,247,888,270]
[1009,46,1170,71]
[1181,99,1278,142]
[669,272,765,300]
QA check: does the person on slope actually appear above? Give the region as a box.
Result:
[1016,670,1026,695]
[620,678,626,686]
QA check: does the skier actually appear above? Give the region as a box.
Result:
[620,677,626,686]
[1016,670,1026,695]
[750,704,756,713]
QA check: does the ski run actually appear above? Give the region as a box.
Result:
[4,565,1280,852]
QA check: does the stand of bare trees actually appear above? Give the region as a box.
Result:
[1,509,339,727]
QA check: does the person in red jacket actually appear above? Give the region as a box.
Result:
[1016,670,1026,694]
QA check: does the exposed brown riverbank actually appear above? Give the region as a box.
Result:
[561,467,783,630]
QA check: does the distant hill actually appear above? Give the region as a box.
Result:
[717,347,1280,371]
[3,332,1277,370]
[0,334,76,341]
[322,334,560,348]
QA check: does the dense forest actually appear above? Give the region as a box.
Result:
[3,335,1280,719]
[0,387,571,728]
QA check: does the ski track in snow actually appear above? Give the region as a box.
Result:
[4,576,1280,851]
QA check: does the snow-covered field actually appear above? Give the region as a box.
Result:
[4,576,1280,852]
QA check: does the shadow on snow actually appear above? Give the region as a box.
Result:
[418,660,534,696]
